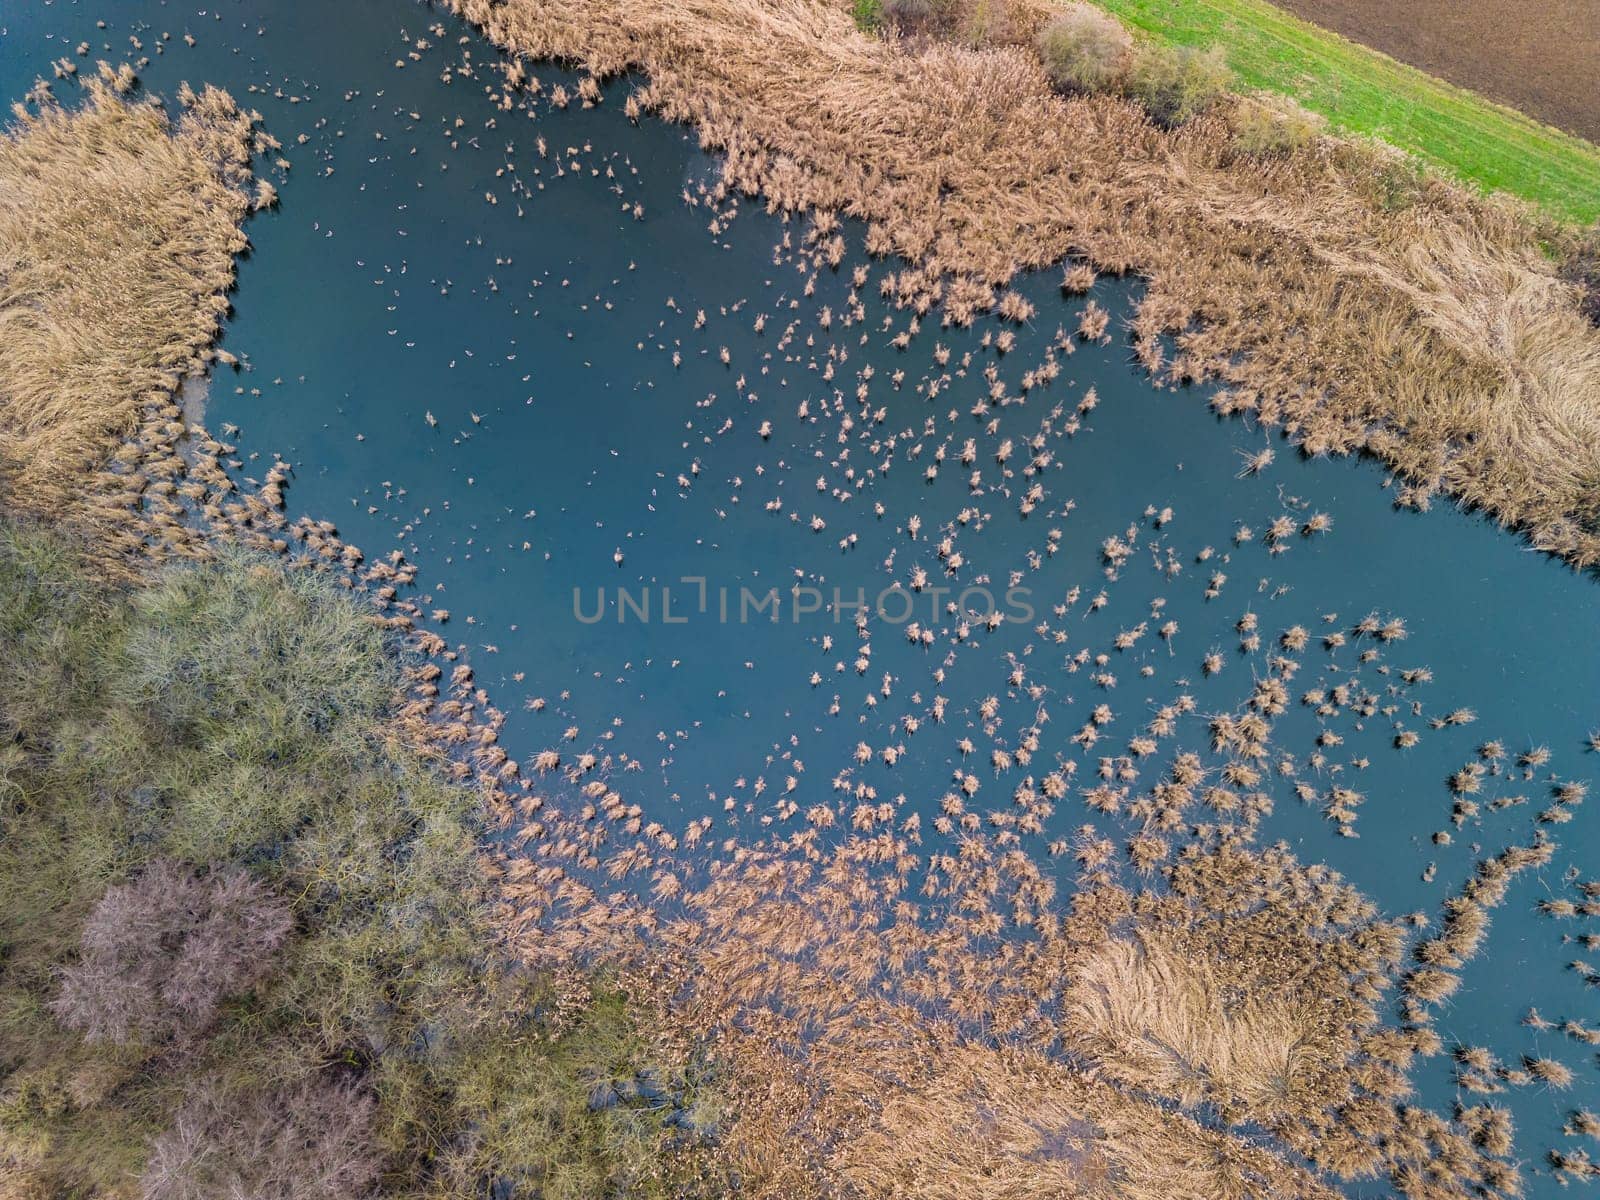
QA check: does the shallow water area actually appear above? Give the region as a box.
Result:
[4,0,1599,1190]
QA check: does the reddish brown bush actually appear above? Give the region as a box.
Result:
[52,860,290,1045]
[141,1076,381,1200]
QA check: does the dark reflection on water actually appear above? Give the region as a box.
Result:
[4,0,1597,1189]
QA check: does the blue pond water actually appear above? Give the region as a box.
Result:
[4,1,1597,1191]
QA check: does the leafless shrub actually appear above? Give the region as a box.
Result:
[1035,4,1131,94]
[1232,92,1324,158]
[53,860,290,1044]
[1125,43,1232,127]
[956,0,1017,49]
[141,1076,381,1200]
[882,0,957,34]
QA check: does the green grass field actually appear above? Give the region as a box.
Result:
[1090,0,1600,223]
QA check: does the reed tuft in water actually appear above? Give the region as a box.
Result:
[0,71,253,530]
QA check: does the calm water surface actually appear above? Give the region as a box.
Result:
[4,1,1596,1190]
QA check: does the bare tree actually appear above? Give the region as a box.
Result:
[53,860,291,1044]
[141,1076,382,1200]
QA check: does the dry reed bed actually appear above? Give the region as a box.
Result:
[0,69,255,534]
[450,0,1600,565]
[434,621,1531,1198]
[533,830,1511,1199]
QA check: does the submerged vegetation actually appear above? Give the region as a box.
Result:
[0,526,719,1198]
[450,0,1600,567]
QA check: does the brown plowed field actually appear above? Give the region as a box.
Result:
[1273,0,1600,143]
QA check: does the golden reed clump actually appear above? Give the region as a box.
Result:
[0,68,254,536]
[449,0,1600,565]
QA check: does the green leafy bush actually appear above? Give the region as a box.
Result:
[852,0,886,31]
[1346,142,1429,211]
[117,553,394,759]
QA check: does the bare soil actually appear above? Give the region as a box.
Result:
[1272,0,1600,145]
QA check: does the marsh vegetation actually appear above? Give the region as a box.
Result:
[0,526,723,1198]
[2,7,1597,1197]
